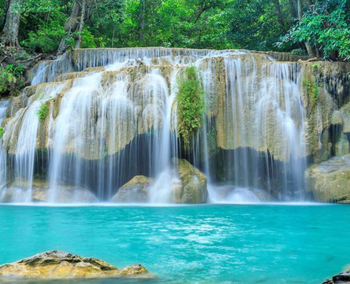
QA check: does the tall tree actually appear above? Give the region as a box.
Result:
[57,0,85,54]
[297,0,315,57]
[1,0,21,47]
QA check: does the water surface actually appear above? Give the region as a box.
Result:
[0,204,349,284]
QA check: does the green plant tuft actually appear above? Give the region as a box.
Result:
[303,78,319,105]
[0,127,4,138]
[0,64,25,95]
[176,66,204,150]
[37,103,49,122]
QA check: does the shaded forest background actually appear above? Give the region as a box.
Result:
[0,0,349,59]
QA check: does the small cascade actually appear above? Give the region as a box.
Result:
[0,100,10,192]
[0,48,315,203]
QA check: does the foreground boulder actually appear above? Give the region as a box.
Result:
[171,158,208,203]
[322,271,350,284]
[111,175,153,203]
[305,154,350,203]
[0,250,149,279]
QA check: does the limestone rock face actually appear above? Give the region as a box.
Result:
[111,175,153,203]
[1,179,98,203]
[0,250,149,279]
[305,154,350,203]
[172,158,208,203]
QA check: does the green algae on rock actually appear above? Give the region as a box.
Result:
[112,175,153,203]
[172,158,208,204]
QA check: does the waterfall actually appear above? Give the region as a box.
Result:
[0,100,9,192]
[1,48,310,203]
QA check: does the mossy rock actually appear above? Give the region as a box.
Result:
[305,154,350,203]
[111,175,153,203]
[171,158,208,204]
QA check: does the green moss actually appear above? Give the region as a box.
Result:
[0,127,4,138]
[207,125,218,156]
[37,103,49,122]
[312,63,321,71]
[303,78,319,105]
[176,67,204,149]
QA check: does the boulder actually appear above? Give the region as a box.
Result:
[305,154,350,203]
[171,158,208,203]
[0,250,150,279]
[111,175,153,203]
[322,271,350,284]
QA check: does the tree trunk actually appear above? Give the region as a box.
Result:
[1,0,10,32]
[139,0,145,43]
[57,0,82,55]
[305,0,313,6]
[289,0,297,19]
[1,0,21,47]
[273,0,285,31]
[76,0,86,49]
[297,0,316,57]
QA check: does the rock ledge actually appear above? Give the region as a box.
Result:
[0,250,149,279]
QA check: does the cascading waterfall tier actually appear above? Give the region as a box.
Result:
[0,48,317,203]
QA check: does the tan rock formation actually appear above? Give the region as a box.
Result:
[111,175,153,203]
[0,250,150,279]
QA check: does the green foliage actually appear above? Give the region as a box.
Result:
[81,29,105,48]
[1,0,349,61]
[312,63,321,71]
[176,67,204,149]
[22,25,65,52]
[290,49,307,56]
[0,127,4,138]
[37,103,49,122]
[280,0,350,60]
[0,64,25,95]
[303,79,319,105]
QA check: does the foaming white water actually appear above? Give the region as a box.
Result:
[0,100,9,190]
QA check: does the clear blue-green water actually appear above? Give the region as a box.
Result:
[0,204,349,284]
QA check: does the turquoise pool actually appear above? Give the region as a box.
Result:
[0,204,349,283]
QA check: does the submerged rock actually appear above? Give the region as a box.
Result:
[171,158,208,203]
[305,154,350,203]
[111,175,153,203]
[0,250,150,279]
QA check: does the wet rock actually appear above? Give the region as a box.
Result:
[111,175,153,203]
[171,158,208,203]
[305,154,350,203]
[1,179,98,203]
[0,250,150,279]
[322,271,350,284]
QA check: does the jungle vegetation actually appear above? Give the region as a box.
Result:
[0,0,349,59]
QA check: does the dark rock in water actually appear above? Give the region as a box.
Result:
[0,250,150,279]
[333,272,350,283]
[322,271,350,284]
